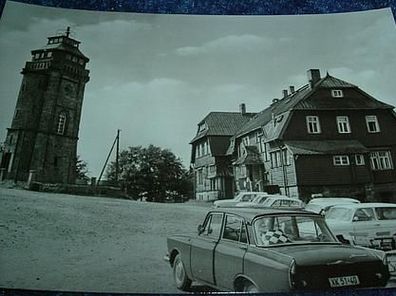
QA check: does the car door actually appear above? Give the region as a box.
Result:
[351,208,377,246]
[190,212,223,284]
[214,214,248,290]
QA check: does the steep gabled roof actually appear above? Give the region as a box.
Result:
[234,73,393,139]
[190,112,255,143]
[315,75,356,88]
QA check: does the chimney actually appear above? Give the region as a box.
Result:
[239,103,246,115]
[282,89,288,98]
[289,85,295,94]
[307,69,321,88]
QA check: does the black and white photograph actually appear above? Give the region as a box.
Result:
[0,0,395,293]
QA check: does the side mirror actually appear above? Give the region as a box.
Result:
[352,216,359,222]
[336,234,351,245]
[197,224,204,235]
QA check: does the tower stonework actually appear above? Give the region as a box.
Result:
[0,29,89,184]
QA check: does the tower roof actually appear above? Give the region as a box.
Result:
[32,27,89,61]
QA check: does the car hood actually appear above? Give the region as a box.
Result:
[213,200,238,207]
[272,244,379,266]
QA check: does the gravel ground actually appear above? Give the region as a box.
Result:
[0,187,211,293]
[0,187,394,293]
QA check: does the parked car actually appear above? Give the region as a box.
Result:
[325,203,396,250]
[305,197,360,214]
[212,192,269,208]
[164,207,390,292]
[237,195,305,209]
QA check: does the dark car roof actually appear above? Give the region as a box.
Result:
[209,207,320,223]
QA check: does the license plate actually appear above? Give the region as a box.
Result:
[328,275,360,287]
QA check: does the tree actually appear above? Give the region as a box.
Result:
[75,155,90,183]
[106,145,192,202]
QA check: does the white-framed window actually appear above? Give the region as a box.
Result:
[56,112,67,135]
[306,116,321,134]
[242,136,250,146]
[259,138,265,153]
[331,89,344,98]
[197,169,203,185]
[198,123,206,133]
[282,148,290,166]
[270,152,277,168]
[270,150,289,168]
[355,154,365,166]
[366,115,380,133]
[336,116,351,133]
[255,131,260,143]
[333,155,350,166]
[370,151,393,170]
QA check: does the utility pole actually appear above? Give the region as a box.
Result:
[97,129,120,186]
[115,129,120,183]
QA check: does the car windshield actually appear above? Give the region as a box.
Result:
[266,199,302,208]
[254,195,269,204]
[375,207,396,220]
[254,215,337,247]
[238,194,256,202]
[325,208,354,221]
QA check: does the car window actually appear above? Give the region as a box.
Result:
[222,215,247,243]
[375,207,396,220]
[257,196,268,204]
[202,213,223,238]
[272,200,280,207]
[240,194,254,202]
[254,215,336,246]
[353,208,375,221]
[305,204,321,213]
[325,208,353,221]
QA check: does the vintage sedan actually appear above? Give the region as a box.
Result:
[164,208,390,292]
[325,203,396,250]
[305,197,360,214]
[212,191,269,208]
[237,195,305,209]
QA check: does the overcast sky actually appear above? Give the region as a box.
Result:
[0,1,395,178]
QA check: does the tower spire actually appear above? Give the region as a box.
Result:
[66,26,70,38]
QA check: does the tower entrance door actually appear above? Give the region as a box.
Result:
[1,152,12,171]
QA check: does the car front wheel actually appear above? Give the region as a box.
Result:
[173,254,192,291]
[243,282,259,293]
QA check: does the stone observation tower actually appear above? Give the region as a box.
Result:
[0,28,90,184]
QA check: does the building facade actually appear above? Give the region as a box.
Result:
[192,69,396,202]
[190,105,255,201]
[0,28,90,184]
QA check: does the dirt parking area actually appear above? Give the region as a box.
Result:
[0,187,211,293]
[0,187,395,293]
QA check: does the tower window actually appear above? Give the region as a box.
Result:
[56,112,67,135]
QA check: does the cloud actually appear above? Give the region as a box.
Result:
[175,34,272,56]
